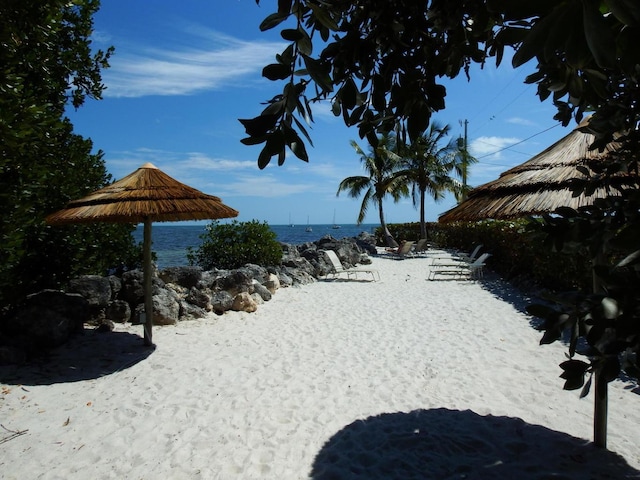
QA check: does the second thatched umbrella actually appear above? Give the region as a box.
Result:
[46,162,239,346]
[439,121,639,223]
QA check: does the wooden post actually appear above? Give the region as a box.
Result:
[592,252,607,448]
[594,370,608,448]
[143,217,154,346]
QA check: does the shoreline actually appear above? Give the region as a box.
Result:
[1,254,639,479]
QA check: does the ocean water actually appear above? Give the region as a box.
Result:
[133,223,379,268]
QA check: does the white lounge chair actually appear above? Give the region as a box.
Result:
[431,244,483,266]
[388,241,415,260]
[412,238,430,256]
[322,250,380,282]
[428,253,491,281]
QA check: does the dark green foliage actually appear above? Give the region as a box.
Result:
[0,0,138,307]
[187,220,283,270]
[379,220,593,292]
[526,191,640,394]
[246,0,499,167]
[248,1,640,167]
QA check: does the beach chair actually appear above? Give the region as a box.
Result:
[322,250,380,281]
[388,241,415,260]
[412,238,430,256]
[431,244,483,266]
[428,253,491,281]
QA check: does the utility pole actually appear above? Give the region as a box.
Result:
[458,119,469,202]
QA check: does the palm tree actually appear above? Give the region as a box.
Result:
[337,134,408,247]
[395,122,476,239]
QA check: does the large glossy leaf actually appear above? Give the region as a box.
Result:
[615,248,640,268]
[259,12,289,32]
[607,0,640,26]
[303,56,333,93]
[277,0,292,14]
[280,28,303,41]
[296,29,313,56]
[239,114,279,137]
[558,362,588,390]
[262,63,291,81]
[579,373,593,398]
[283,124,308,162]
[582,0,617,69]
[307,2,339,31]
[512,14,555,67]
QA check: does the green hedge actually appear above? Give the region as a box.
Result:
[376,220,592,291]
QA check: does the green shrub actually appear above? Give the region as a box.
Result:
[377,219,592,291]
[187,220,282,270]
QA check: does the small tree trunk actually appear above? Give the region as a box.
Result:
[594,370,608,448]
[143,217,154,347]
[419,188,427,239]
[592,251,607,448]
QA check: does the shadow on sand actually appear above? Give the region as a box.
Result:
[311,408,640,480]
[0,328,154,386]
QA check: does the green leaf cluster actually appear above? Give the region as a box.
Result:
[526,190,640,393]
[246,0,498,167]
[1,1,138,306]
[248,1,640,165]
[187,220,283,270]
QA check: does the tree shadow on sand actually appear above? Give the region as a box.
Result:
[311,408,640,480]
[0,329,153,385]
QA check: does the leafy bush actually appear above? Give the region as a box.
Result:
[377,219,592,291]
[187,220,282,270]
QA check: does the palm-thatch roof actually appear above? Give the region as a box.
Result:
[46,162,238,225]
[46,162,238,347]
[439,121,640,223]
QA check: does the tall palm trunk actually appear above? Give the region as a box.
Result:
[419,187,427,239]
[378,198,397,247]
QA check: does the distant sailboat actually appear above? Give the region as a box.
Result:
[332,209,341,229]
[289,213,294,227]
[305,216,312,232]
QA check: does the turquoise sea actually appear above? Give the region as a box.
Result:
[133,223,379,268]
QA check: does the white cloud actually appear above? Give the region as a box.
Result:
[223,174,315,198]
[103,29,285,97]
[507,117,537,127]
[470,135,520,159]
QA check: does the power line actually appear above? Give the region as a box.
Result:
[475,122,561,159]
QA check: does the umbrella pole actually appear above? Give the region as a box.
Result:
[143,217,154,346]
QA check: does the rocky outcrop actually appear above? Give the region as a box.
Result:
[2,290,89,359]
[0,234,376,363]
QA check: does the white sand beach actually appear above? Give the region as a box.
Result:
[1,253,639,479]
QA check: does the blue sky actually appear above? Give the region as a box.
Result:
[67,0,571,226]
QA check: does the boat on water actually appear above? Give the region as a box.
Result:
[332,209,341,229]
[305,216,312,232]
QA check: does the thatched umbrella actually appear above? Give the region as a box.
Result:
[46,162,239,346]
[439,121,639,223]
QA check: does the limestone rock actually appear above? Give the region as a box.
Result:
[215,270,253,296]
[263,273,280,294]
[186,287,211,309]
[252,281,272,302]
[152,291,180,325]
[68,275,111,308]
[231,292,258,312]
[8,290,88,349]
[159,266,203,289]
[210,291,234,315]
[105,300,131,323]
